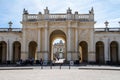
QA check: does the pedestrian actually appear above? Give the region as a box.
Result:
[40,58,43,65]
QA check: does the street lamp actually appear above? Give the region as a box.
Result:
[104,21,109,27]
[8,21,13,31]
[8,21,13,28]
[118,21,120,27]
[118,21,120,31]
[104,21,109,31]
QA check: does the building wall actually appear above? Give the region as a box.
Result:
[95,32,120,63]
[0,32,22,62]
[0,8,119,64]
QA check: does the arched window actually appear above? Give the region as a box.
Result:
[96,41,104,64]
[13,41,21,63]
[110,41,118,64]
[0,41,7,63]
[29,41,37,60]
[79,41,88,63]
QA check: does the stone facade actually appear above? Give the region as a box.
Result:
[0,7,120,64]
[52,40,65,59]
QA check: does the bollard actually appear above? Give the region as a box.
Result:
[41,65,43,69]
[50,61,52,69]
[69,64,70,69]
[60,64,61,69]
[50,64,52,69]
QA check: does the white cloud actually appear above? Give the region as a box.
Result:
[0,0,119,28]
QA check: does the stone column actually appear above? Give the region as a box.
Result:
[104,38,110,63]
[75,28,78,52]
[88,29,95,63]
[44,28,48,51]
[9,41,12,62]
[44,22,48,60]
[7,40,11,61]
[21,28,28,60]
[119,40,120,62]
[6,41,9,61]
[75,27,79,60]
[67,21,71,61]
[37,28,41,60]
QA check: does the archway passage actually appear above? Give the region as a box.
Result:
[110,41,118,64]
[52,39,65,60]
[0,41,7,64]
[50,30,66,61]
[13,41,21,63]
[79,41,88,63]
[29,41,37,60]
[96,41,104,64]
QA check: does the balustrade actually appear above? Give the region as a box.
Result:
[24,14,92,21]
[0,28,22,32]
[94,28,120,32]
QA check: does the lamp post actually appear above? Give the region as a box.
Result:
[104,21,109,31]
[118,21,120,31]
[118,21,120,27]
[8,21,13,31]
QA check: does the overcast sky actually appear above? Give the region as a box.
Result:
[0,0,120,28]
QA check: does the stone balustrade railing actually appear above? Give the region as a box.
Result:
[0,28,22,32]
[0,28,120,32]
[94,28,120,32]
[23,13,93,22]
[49,14,66,20]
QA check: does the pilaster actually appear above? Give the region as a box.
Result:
[43,21,49,60]
[88,29,95,63]
[75,25,79,60]
[104,38,110,63]
[67,21,71,60]
[9,41,12,61]
[37,28,41,60]
[118,41,120,63]
[6,40,9,61]
[21,51,28,60]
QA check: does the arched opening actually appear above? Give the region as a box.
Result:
[29,41,37,60]
[79,41,88,63]
[96,41,104,64]
[0,41,7,64]
[110,41,118,64]
[52,39,65,60]
[13,41,21,63]
[50,30,66,61]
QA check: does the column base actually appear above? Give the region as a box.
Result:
[37,52,42,60]
[72,52,79,61]
[67,51,79,61]
[67,53,71,61]
[88,51,96,63]
[40,51,49,61]
[21,51,28,60]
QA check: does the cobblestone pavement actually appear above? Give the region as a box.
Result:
[0,65,120,80]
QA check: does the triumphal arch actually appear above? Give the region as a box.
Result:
[0,7,120,64]
[21,7,95,63]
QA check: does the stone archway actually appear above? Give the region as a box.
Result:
[50,30,66,61]
[29,41,37,60]
[96,41,104,64]
[0,41,7,63]
[110,41,118,64]
[13,41,21,63]
[79,41,88,63]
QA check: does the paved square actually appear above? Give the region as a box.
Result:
[0,69,120,80]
